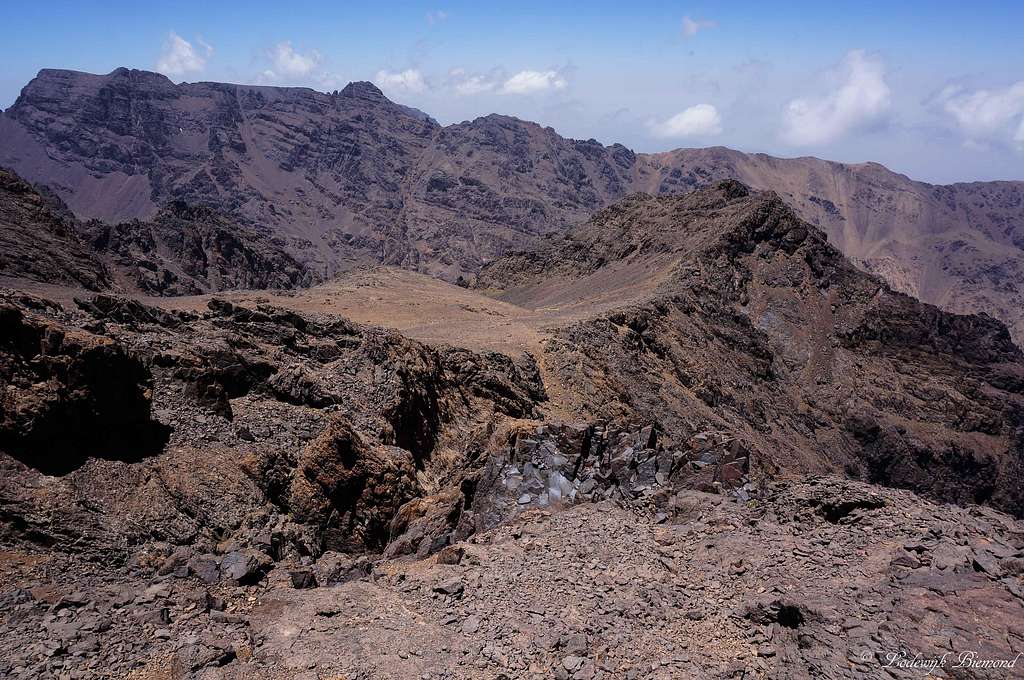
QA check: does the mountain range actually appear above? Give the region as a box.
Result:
[2,67,1023,343]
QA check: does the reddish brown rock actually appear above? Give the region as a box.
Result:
[289,417,419,553]
[481,182,1024,516]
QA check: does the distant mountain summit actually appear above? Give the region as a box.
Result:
[2,67,1023,342]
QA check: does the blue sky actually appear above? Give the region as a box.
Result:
[3,1,1023,183]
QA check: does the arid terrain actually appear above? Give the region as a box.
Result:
[2,65,1024,680]
[2,164,1024,678]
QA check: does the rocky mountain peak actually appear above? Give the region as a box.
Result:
[339,80,387,101]
[106,66,177,85]
[13,67,178,108]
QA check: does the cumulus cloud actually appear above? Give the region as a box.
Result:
[650,104,722,138]
[500,70,567,95]
[267,41,322,77]
[156,32,211,76]
[449,69,496,96]
[376,69,427,93]
[682,16,716,38]
[938,81,1024,151]
[781,50,891,146]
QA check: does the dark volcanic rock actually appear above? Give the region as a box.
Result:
[0,167,315,296]
[0,299,167,474]
[80,201,316,295]
[220,550,270,585]
[0,291,544,557]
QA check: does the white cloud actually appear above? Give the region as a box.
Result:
[682,16,716,38]
[376,69,427,93]
[452,71,495,96]
[426,10,448,25]
[156,32,211,76]
[650,104,722,138]
[268,41,322,77]
[781,50,891,146]
[500,70,567,95]
[938,81,1024,151]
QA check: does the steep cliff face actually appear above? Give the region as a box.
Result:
[399,115,639,278]
[480,182,1024,514]
[0,70,440,274]
[0,169,315,296]
[2,68,1023,342]
[0,169,110,290]
[0,69,640,280]
[80,201,315,295]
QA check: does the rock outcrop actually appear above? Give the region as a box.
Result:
[0,289,544,558]
[0,168,110,290]
[286,417,419,553]
[80,201,314,295]
[0,297,167,474]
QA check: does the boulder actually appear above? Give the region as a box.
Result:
[313,552,374,586]
[289,417,419,552]
[219,550,270,585]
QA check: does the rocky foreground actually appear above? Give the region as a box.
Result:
[2,475,1024,679]
[1,288,1023,679]
[2,182,1024,678]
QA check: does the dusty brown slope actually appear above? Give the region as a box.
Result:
[480,181,1024,515]
[643,147,1024,343]
[3,68,1022,344]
